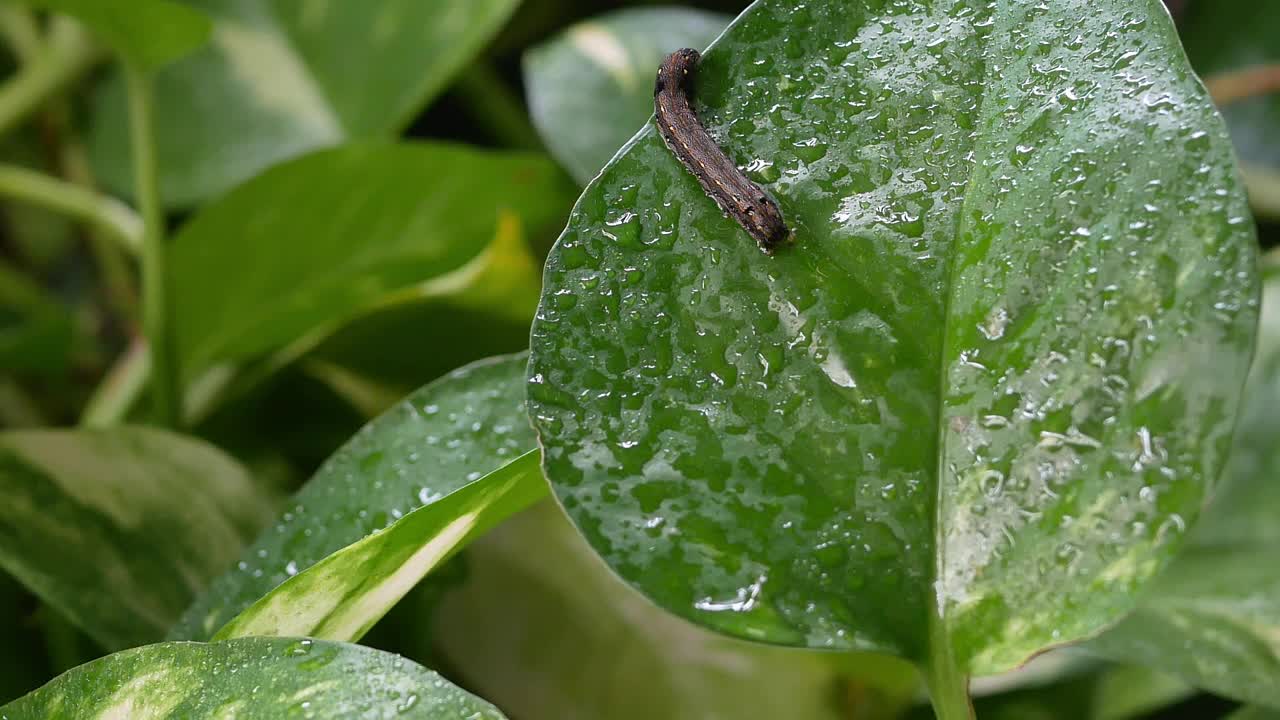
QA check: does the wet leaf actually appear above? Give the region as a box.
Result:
[1087,259,1280,707]
[527,0,1258,677]
[171,354,536,641]
[0,428,272,650]
[524,7,730,184]
[0,636,506,719]
[19,0,209,69]
[214,450,544,642]
[87,0,521,206]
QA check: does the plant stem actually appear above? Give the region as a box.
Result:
[0,20,100,138]
[1205,64,1280,107]
[124,62,177,426]
[0,163,143,255]
[924,609,974,720]
[80,336,150,427]
[454,61,543,150]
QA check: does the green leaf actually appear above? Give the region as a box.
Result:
[1087,259,1280,708]
[18,0,210,69]
[524,7,730,184]
[215,450,544,642]
[0,636,507,719]
[168,142,567,400]
[0,428,272,650]
[1180,0,1280,175]
[87,0,521,206]
[171,353,536,641]
[526,0,1258,678]
[307,206,546,395]
[1230,708,1280,720]
[435,499,917,720]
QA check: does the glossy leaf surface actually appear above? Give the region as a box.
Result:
[215,450,544,642]
[527,0,1258,674]
[0,428,270,650]
[168,143,566,391]
[0,637,505,719]
[1088,260,1280,707]
[88,0,521,205]
[19,0,210,69]
[524,7,730,184]
[172,354,535,641]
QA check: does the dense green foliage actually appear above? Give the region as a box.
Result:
[0,1,1275,718]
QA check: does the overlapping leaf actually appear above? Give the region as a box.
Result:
[171,354,536,640]
[0,428,271,649]
[88,0,522,205]
[18,0,210,69]
[527,0,1258,677]
[0,637,506,719]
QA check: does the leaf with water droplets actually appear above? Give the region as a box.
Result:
[524,7,731,184]
[527,0,1258,681]
[213,450,544,642]
[0,637,507,719]
[171,354,537,641]
[0,428,271,650]
[1087,258,1280,707]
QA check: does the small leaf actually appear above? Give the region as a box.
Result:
[524,8,731,184]
[19,0,210,69]
[87,0,521,206]
[171,354,536,641]
[1087,260,1280,707]
[527,0,1258,677]
[0,428,272,650]
[215,450,544,642]
[0,636,506,719]
[168,142,568,398]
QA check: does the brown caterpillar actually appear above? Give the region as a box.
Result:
[654,48,790,254]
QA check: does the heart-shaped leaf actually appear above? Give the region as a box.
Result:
[172,353,535,641]
[1087,257,1280,708]
[0,637,506,719]
[524,7,731,184]
[87,0,522,206]
[0,428,272,650]
[168,142,568,407]
[526,0,1258,685]
[214,450,544,642]
[17,0,210,69]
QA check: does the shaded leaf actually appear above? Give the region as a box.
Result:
[524,7,730,184]
[0,636,506,719]
[168,142,567,401]
[88,0,521,206]
[435,500,916,720]
[172,354,535,640]
[1087,259,1280,708]
[19,0,210,69]
[527,0,1257,677]
[0,428,271,650]
[215,450,544,642]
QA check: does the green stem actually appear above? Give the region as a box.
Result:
[0,20,100,138]
[124,63,177,426]
[924,611,974,720]
[80,336,150,427]
[0,163,143,255]
[454,62,543,150]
